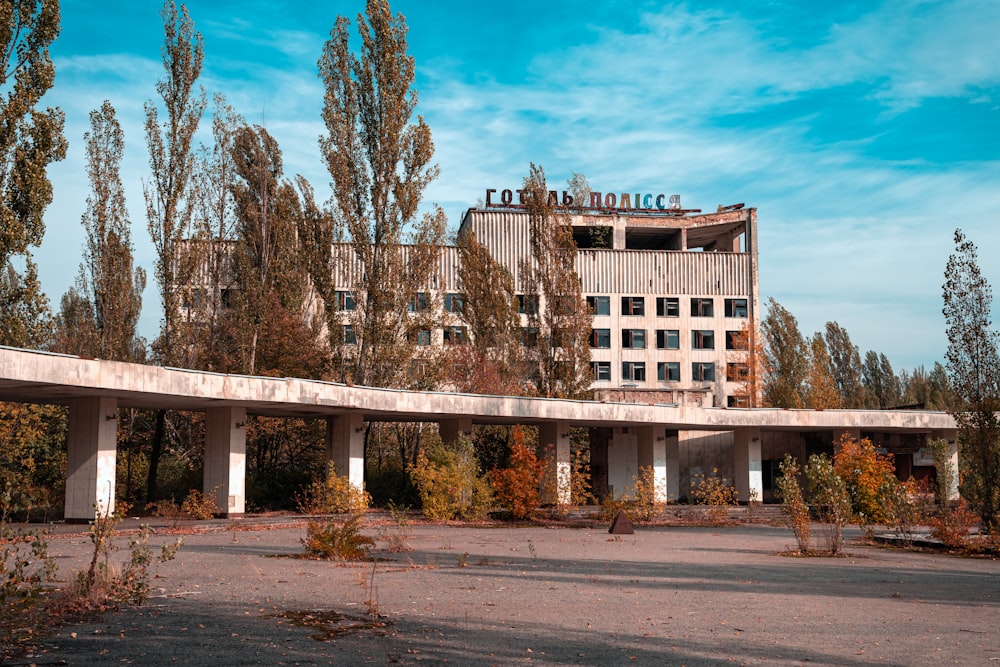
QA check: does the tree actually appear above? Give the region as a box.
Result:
[519,164,593,399]
[73,100,145,361]
[453,228,523,394]
[761,298,808,408]
[729,320,764,407]
[823,321,867,408]
[0,0,66,347]
[942,229,1000,532]
[145,0,205,367]
[862,351,901,409]
[319,0,446,389]
[804,333,840,409]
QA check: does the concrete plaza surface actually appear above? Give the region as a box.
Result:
[20,518,1000,666]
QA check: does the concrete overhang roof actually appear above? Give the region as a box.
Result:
[0,346,955,433]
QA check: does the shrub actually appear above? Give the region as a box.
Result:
[181,489,219,520]
[632,466,667,522]
[833,434,898,531]
[929,499,979,549]
[297,464,371,515]
[690,468,737,524]
[410,436,493,521]
[570,449,593,506]
[806,454,852,555]
[489,427,544,520]
[0,484,56,624]
[928,437,956,507]
[776,455,811,553]
[302,515,375,560]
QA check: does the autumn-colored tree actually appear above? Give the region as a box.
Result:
[453,228,523,394]
[942,229,1000,533]
[319,0,446,389]
[728,320,764,407]
[805,333,840,409]
[145,0,205,367]
[0,0,66,347]
[489,426,545,519]
[519,164,593,398]
[899,363,958,411]
[761,298,808,408]
[832,434,897,529]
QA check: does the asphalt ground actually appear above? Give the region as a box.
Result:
[7,516,999,666]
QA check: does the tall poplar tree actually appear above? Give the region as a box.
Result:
[943,229,1000,532]
[319,0,445,388]
[72,100,145,361]
[761,297,808,408]
[519,164,593,399]
[0,0,66,347]
[823,321,867,408]
[145,0,205,367]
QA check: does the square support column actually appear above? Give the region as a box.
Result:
[733,427,763,503]
[665,431,680,502]
[204,407,246,517]
[540,421,571,505]
[932,429,960,501]
[439,418,473,446]
[637,426,668,503]
[65,397,118,521]
[327,414,365,491]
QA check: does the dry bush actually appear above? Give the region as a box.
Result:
[690,468,737,524]
[631,466,667,522]
[297,464,371,515]
[180,489,218,520]
[302,515,375,560]
[489,427,544,520]
[776,454,811,553]
[410,436,493,521]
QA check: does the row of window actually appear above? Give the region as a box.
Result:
[341,325,468,346]
[589,296,747,318]
[591,328,748,350]
[334,291,749,320]
[594,361,750,383]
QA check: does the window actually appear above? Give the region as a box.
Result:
[657,361,680,382]
[692,362,715,381]
[727,362,749,382]
[692,330,715,349]
[342,325,356,345]
[521,327,538,347]
[622,361,646,382]
[335,290,355,311]
[728,395,749,408]
[656,329,680,350]
[220,288,235,309]
[590,328,611,348]
[517,294,538,315]
[726,330,748,350]
[725,298,748,318]
[591,361,611,381]
[622,329,646,349]
[444,326,467,345]
[656,297,679,317]
[413,329,431,346]
[621,296,645,316]
[408,292,429,312]
[587,295,610,316]
[444,293,464,313]
[691,297,714,317]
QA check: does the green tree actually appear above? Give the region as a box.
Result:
[761,298,808,408]
[145,0,205,367]
[862,351,901,409]
[823,321,867,408]
[319,0,446,389]
[0,0,66,347]
[942,229,1000,532]
[519,164,593,398]
[72,100,145,361]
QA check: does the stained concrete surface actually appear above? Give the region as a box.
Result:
[13,518,1000,666]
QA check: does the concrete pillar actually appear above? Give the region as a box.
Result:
[540,421,571,505]
[932,429,960,501]
[204,406,246,517]
[637,426,668,502]
[65,397,119,521]
[665,430,680,502]
[439,418,473,445]
[327,413,365,491]
[733,427,763,503]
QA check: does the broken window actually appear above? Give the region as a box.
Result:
[657,361,680,382]
[692,330,715,350]
[590,328,611,348]
[691,297,714,317]
[726,362,749,382]
[622,361,646,382]
[692,362,715,381]
[622,329,646,349]
[621,296,645,316]
[725,298,748,318]
[656,329,680,350]
[656,297,679,317]
[587,295,610,316]
[726,331,748,350]
[591,361,611,381]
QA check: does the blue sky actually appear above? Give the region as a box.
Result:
[40,0,999,372]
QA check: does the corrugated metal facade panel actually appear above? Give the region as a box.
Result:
[576,250,750,296]
[331,244,461,291]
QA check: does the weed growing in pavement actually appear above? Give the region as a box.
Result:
[302,514,375,560]
[776,454,811,553]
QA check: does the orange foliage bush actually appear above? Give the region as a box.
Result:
[833,434,897,527]
[489,426,544,519]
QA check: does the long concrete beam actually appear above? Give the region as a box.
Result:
[0,346,955,433]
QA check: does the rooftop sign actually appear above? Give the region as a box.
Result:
[485,188,687,213]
